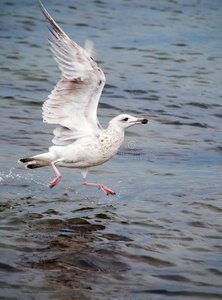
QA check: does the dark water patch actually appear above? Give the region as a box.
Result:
[138,289,222,298]
[48,237,87,252]
[214,113,222,119]
[72,206,95,213]
[43,209,61,216]
[148,233,193,242]
[4,2,15,5]
[27,217,131,297]
[137,255,175,267]
[5,55,21,60]
[205,235,222,240]
[188,221,209,228]
[131,64,144,67]
[185,52,204,56]
[2,96,15,100]
[35,218,64,227]
[66,218,105,232]
[128,242,171,253]
[189,202,222,213]
[95,213,110,219]
[34,218,106,236]
[207,56,220,61]
[154,274,191,283]
[187,247,211,253]
[58,250,130,272]
[165,104,181,108]
[30,258,92,299]
[111,46,125,50]
[116,148,156,162]
[0,202,14,212]
[98,102,117,110]
[124,89,147,95]
[172,43,188,47]
[199,204,222,213]
[67,218,90,225]
[30,218,106,248]
[127,47,137,51]
[4,217,27,226]
[68,5,77,10]
[107,94,126,99]
[143,108,171,116]
[75,23,89,27]
[17,20,36,26]
[135,95,159,101]
[0,262,21,273]
[207,268,222,276]
[186,102,217,109]
[163,120,209,128]
[132,220,166,230]
[168,74,193,79]
[31,41,43,47]
[16,100,42,107]
[102,233,133,242]
[166,94,178,99]
[156,56,171,61]
[23,213,44,220]
[104,83,117,89]
[215,146,222,154]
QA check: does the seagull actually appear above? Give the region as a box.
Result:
[18,2,149,195]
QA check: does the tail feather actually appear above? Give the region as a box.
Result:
[26,163,42,169]
[19,152,54,168]
[19,157,35,163]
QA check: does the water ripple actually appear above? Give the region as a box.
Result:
[1,0,222,298]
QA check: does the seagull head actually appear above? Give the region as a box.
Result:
[109,114,149,131]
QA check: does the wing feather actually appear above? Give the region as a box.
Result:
[39,1,105,146]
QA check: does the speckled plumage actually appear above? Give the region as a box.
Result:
[19,2,148,195]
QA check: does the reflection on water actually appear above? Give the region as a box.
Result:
[1,0,222,299]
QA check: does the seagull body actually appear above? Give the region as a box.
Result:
[19,2,148,195]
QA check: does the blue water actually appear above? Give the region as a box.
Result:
[1,0,222,299]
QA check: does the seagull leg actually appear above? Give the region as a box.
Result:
[49,160,61,188]
[82,178,115,195]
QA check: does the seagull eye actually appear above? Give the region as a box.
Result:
[123,117,128,121]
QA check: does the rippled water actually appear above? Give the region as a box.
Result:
[1,0,222,299]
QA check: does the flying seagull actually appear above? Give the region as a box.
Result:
[18,2,148,195]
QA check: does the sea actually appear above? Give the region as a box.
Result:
[0,0,222,299]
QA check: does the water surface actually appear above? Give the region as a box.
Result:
[0,0,222,299]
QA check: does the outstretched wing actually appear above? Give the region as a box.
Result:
[40,1,105,146]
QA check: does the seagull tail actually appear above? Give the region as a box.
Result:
[19,157,35,163]
[18,158,45,169]
[26,163,43,169]
[18,152,53,169]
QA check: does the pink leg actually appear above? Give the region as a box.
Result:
[49,161,61,188]
[82,178,115,195]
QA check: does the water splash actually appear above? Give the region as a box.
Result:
[0,168,48,188]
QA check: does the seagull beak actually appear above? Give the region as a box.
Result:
[131,118,149,125]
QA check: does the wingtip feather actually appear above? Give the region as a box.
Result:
[39,0,67,39]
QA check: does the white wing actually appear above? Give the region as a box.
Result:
[40,2,105,146]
